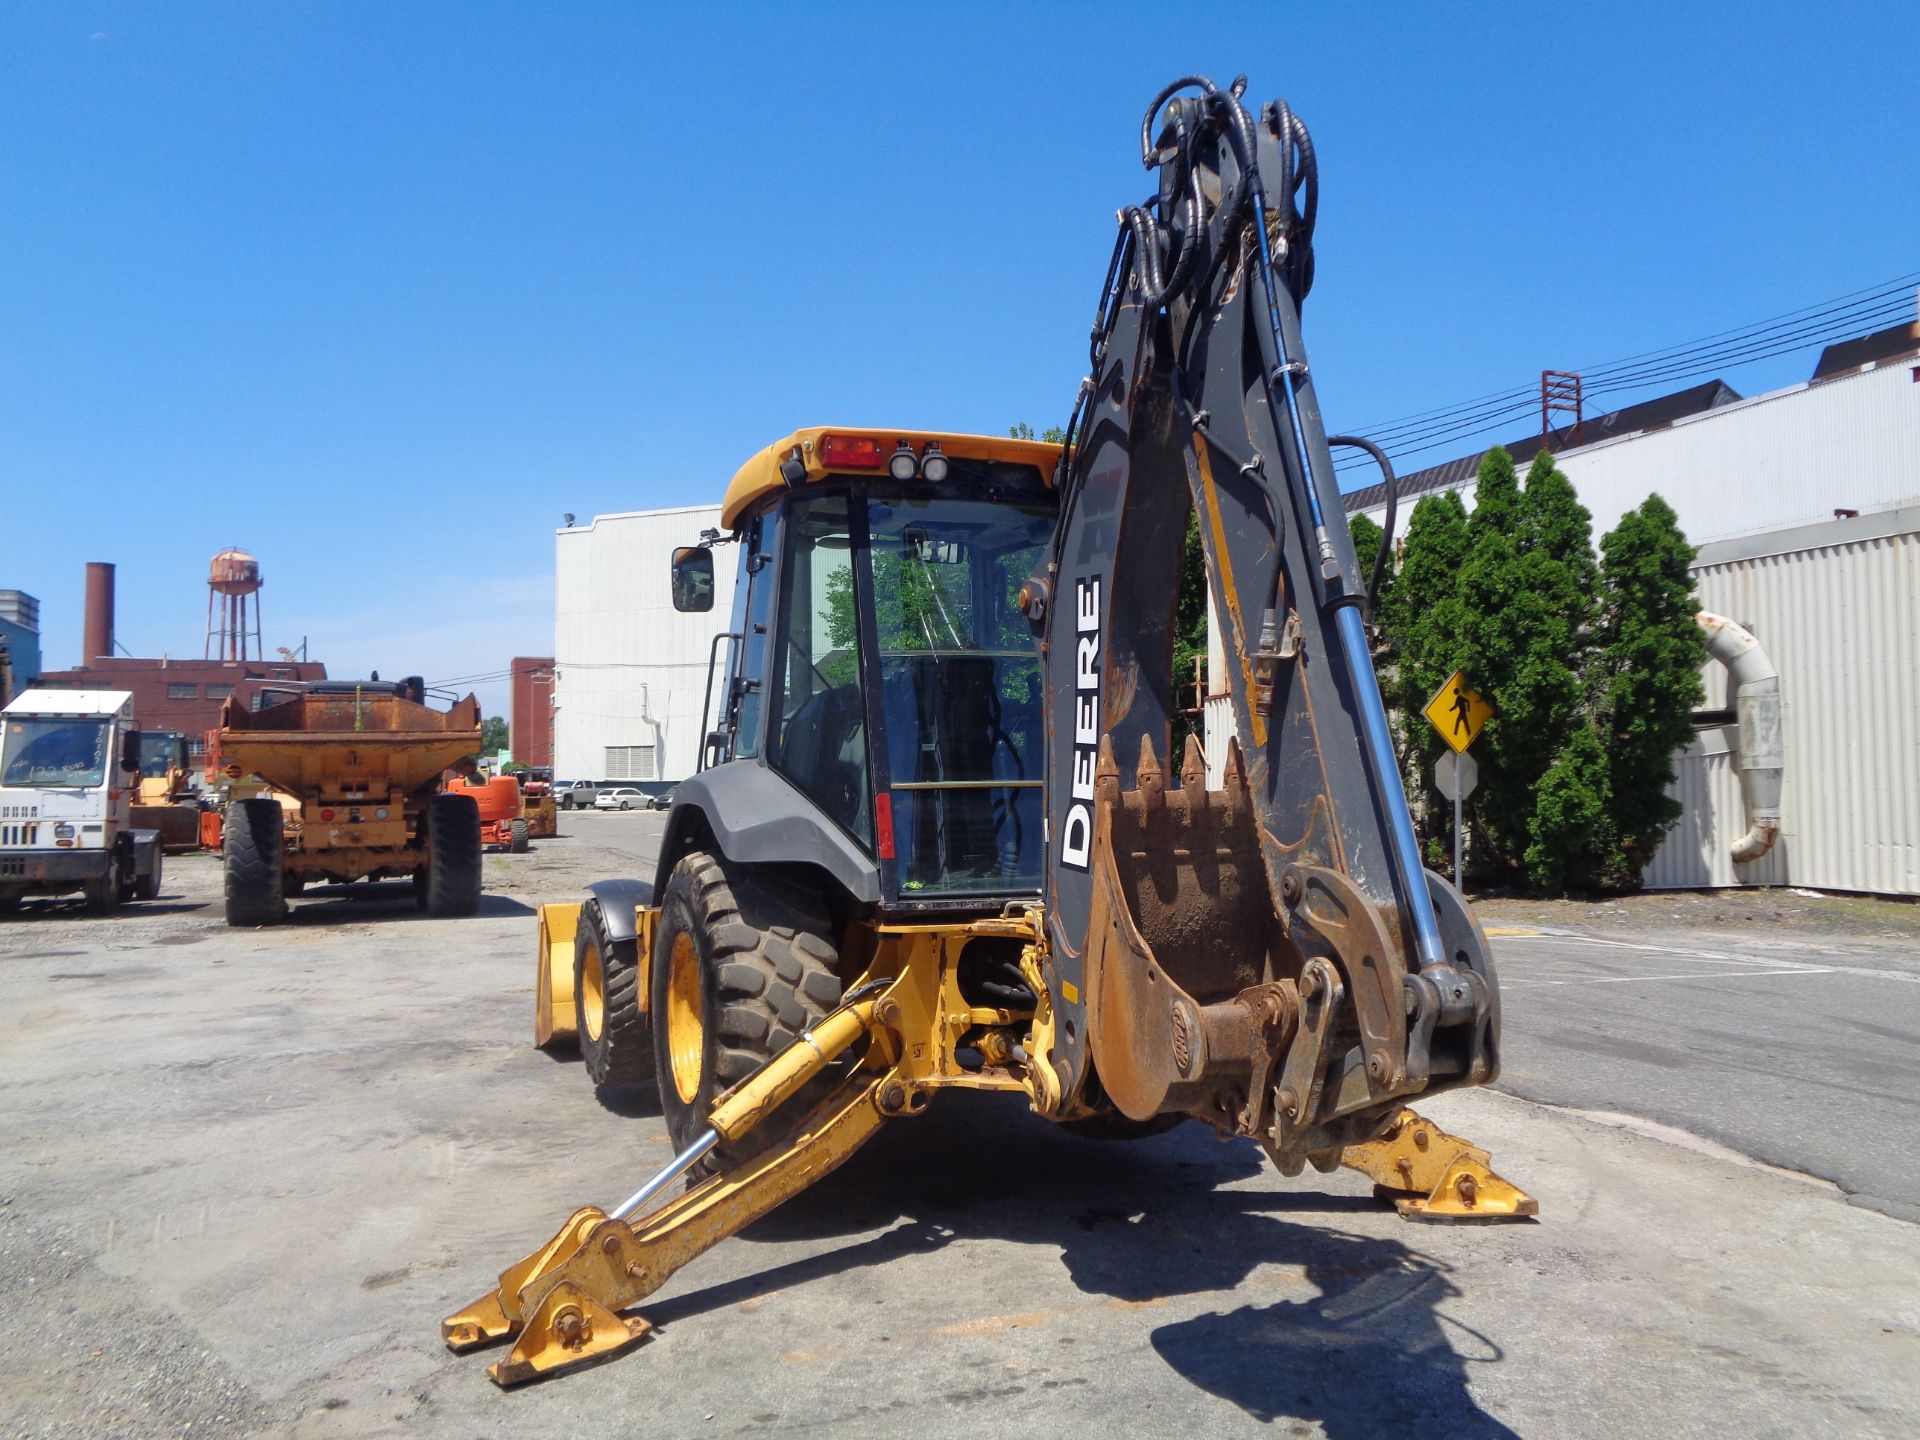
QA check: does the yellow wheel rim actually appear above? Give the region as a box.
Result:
[580,942,606,1042]
[666,931,704,1105]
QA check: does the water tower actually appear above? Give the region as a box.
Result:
[204,548,265,661]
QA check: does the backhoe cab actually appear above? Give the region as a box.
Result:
[453,73,1534,1387]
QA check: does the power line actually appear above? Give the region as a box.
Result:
[1332,271,1918,476]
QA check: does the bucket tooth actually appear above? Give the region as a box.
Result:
[1340,1108,1539,1221]
[1221,736,1248,824]
[1135,735,1165,820]
[1178,735,1209,829]
[1095,735,1121,803]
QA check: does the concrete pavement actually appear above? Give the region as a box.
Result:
[1,824,1917,1438]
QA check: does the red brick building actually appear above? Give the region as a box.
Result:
[35,656,329,763]
[511,656,555,769]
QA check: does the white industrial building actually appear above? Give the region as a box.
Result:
[552,504,737,788]
[1334,319,1920,895]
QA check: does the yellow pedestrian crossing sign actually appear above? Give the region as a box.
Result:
[1425,671,1492,754]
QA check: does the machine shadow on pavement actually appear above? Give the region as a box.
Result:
[0,899,204,923]
[283,883,535,925]
[637,1093,1516,1437]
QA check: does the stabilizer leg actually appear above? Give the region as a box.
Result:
[443,1073,891,1385]
[1341,1108,1539,1220]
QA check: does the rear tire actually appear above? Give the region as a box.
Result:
[575,898,652,1084]
[651,851,842,1173]
[509,818,529,853]
[424,793,482,917]
[135,850,163,902]
[224,799,286,927]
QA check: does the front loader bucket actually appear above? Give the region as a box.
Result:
[533,903,582,1049]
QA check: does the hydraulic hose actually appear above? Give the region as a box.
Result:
[1326,435,1400,614]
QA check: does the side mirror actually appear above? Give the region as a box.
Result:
[671,546,716,613]
[120,730,140,774]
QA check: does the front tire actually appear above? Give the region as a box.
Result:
[509,818,529,853]
[575,898,652,1083]
[424,793,482,917]
[224,799,286,926]
[651,851,843,1170]
[134,850,163,902]
[84,847,122,913]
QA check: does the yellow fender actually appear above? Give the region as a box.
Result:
[534,903,583,1048]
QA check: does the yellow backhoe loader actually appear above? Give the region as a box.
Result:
[445,73,1535,1386]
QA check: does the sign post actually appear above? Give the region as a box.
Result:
[1425,671,1492,885]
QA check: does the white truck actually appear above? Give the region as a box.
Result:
[0,688,164,914]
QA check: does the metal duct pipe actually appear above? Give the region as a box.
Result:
[83,562,115,665]
[1697,612,1782,863]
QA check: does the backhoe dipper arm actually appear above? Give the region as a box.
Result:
[1029,76,1498,1155]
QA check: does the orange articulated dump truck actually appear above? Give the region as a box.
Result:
[215,679,484,926]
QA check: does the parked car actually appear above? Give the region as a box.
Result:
[594,787,647,811]
[647,785,677,811]
[557,781,600,810]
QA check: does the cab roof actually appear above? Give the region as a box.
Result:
[721,428,1063,530]
[3,688,134,717]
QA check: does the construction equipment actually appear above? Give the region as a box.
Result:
[130,731,206,852]
[520,776,559,840]
[449,771,531,853]
[215,679,484,925]
[447,73,1532,1386]
[1,689,164,912]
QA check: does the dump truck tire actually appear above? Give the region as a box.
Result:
[135,850,163,902]
[510,818,529,854]
[652,850,842,1171]
[425,793,482,917]
[575,898,651,1085]
[224,799,286,927]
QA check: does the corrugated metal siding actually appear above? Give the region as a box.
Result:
[1645,522,1920,894]
[1349,358,1920,544]
[1642,729,1789,889]
[553,505,735,784]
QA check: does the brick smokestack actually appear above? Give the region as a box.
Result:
[83,562,115,664]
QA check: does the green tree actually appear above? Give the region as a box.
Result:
[1170,512,1208,718]
[1524,721,1616,892]
[1596,494,1705,874]
[480,715,509,754]
[1009,422,1068,444]
[1375,491,1473,864]
[1457,447,1591,876]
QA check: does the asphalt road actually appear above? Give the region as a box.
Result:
[1490,925,1920,1223]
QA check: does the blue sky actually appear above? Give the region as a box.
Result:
[3,2,1915,718]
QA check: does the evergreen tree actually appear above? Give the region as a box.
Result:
[1522,451,1599,598]
[1170,511,1208,718]
[1597,494,1705,874]
[1457,447,1590,875]
[1524,721,1616,892]
[1375,491,1473,862]
[1466,444,1522,540]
